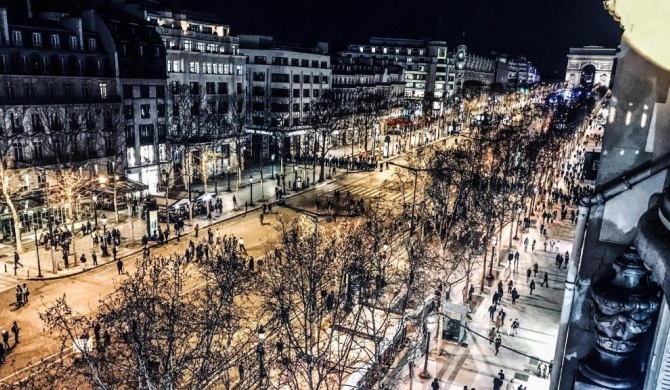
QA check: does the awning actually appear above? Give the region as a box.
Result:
[95,178,149,195]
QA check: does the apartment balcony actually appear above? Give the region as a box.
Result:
[156,26,237,44]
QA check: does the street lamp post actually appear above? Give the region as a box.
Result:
[418,330,432,379]
[249,175,254,206]
[92,195,98,229]
[257,326,266,386]
[227,165,231,192]
[513,205,523,240]
[101,214,109,256]
[29,212,43,278]
[271,154,275,179]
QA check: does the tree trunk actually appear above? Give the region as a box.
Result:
[5,196,22,253]
[114,185,119,224]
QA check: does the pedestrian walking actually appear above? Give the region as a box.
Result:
[21,283,29,303]
[511,319,520,336]
[15,285,23,307]
[239,238,247,253]
[532,262,538,276]
[531,239,536,252]
[116,259,124,275]
[495,314,504,332]
[541,271,549,287]
[507,280,513,294]
[1,330,9,349]
[493,376,503,390]
[431,378,440,390]
[11,321,19,344]
[489,304,496,321]
[488,327,496,345]
[511,288,519,305]
[506,378,516,390]
[92,252,98,266]
[523,237,529,252]
[526,268,532,283]
[259,213,265,225]
[507,252,513,267]
[494,336,502,355]
[13,251,23,268]
[244,201,248,213]
[233,195,238,210]
[564,251,570,269]
[195,224,199,238]
[530,280,536,295]
[0,343,5,364]
[514,251,520,268]
[498,369,505,380]
[468,285,474,302]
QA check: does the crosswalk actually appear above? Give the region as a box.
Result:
[314,182,411,207]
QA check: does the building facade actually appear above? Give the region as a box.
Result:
[452,44,495,94]
[92,3,168,194]
[337,37,450,106]
[239,35,331,160]
[0,4,121,242]
[129,5,247,191]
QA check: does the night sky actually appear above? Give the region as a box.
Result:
[183,0,622,79]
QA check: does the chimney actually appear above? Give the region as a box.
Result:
[0,8,8,45]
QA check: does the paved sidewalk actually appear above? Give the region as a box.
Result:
[397,210,575,390]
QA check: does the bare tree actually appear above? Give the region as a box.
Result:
[308,90,350,182]
[25,250,255,390]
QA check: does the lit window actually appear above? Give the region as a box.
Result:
[11,31,21,45]
[51,34,60,48]
[99,83,108,99]
[32,32,41,47]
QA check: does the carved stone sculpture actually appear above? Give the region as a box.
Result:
[577,247,661,389]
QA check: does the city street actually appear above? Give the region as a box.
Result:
[0,128,461,384]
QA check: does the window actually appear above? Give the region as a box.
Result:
[293,89,300,98]
[252,102,265,111]
[207,43,216,52]
[88,38,96,51]
[271,73,289,83]
[313,75,320,84]
[156,85,165,98]
[2,83,15,101]
[313,89,320,98]
[13,142,24,162]
[303,89,310,98]
[189,61,199,73]
[157,104,165,118]
[407,49,412,55]
[139,124,154,138]
[33,139,43,159]
[64,82,74,97]
[140,85,149,98]
[189,82,199,94]
[217,63,224,74]
[252,86,265,97]
[81,82,89,97]
[271,88,289,98]
[31,114,43,132]
[32,32,42,47]
[311,60,318,68]
[236,82,243,94]
[140,104,151,118]
[217,82,228,94]
[11,31,21,45]
[303,75,311,83]
[293,74,300,83]
[320,61,328,69]
[172,60,181,72]
[124,105,134,119]
[253,72,265,82]
[24,82,36,97]
[46,82,55,98]
[127,147,136,166]
[69,36,77,49]
[196,42,205,52]
[291,58,299,66]
[323,76,328,84]
[206,82,215,94]
[123,85,133,98]
[383,47,387,54]
[183,40,192,51]
[236,65,242,75]
[371,47,376,53]
[99,82,108,99]
[301,59,309,67]
[51,34,60,49]
[254,56,267,64]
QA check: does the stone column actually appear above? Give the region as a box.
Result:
[575,247,661,389]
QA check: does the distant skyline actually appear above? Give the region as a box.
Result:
[187,0,623,79]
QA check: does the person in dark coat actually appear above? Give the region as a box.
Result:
[116,259,124,275]
[530,280,536,295]
[11,321,19,344]
[541,272,549,287]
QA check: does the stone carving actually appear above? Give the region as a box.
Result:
[578,246,661,389]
